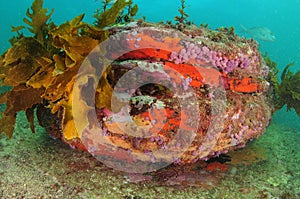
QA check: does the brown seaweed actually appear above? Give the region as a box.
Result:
[23,0,54,43]
[94,0,134,28]
[0,0,128,138]
[0,85,44,137]
[276,63,300,116]
[1,37,50,86]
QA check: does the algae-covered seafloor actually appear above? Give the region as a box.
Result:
[0,111,299,198]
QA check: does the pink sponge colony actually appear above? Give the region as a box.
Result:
[169,41,251,73]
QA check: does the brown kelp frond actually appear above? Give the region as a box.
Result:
[0,85,44,138]
[94,0,137,28]
[50,14,86,39]
[165,0,192,30]
[11,25,26,32]
[23,0,54,43]
[99,0,115,12]
[174,0,192,30]
[1,37,50,87]
[0,36,50,138]
[280,62,295,81]
[174,0,189,25]
[9,26,25,45]
[115,0,138,23]
[0,0,133,139]
[276,62,300,116]
[8,0,56,53]
[49,14,99,71]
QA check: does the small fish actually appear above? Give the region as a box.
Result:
[240,25,276,42]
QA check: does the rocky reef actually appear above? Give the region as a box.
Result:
[0,0,299,173]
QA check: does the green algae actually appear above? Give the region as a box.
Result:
[263,53,300,117]
[174,0,191,26]
[276,63,300,116]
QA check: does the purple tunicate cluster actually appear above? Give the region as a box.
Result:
[169,42,216,64]
[169,41,252,73]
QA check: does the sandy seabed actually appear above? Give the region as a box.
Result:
[0,111,299,199]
